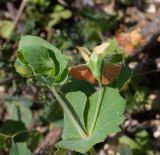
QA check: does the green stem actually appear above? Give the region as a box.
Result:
[89,147,96,155]
[50,87,88,139]
[89,81,104,135]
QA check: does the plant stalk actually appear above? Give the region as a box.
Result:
[50,87,88,139]
[89,81,104,135]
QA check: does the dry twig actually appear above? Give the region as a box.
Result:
[3,0,27,48]
[0,76,17,86]
[33,128,62,155]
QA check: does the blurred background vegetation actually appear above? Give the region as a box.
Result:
[0,0,160,155]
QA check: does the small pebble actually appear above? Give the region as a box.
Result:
[123,120,130,128]
[153,126,160,138]
[156,115,160,119]
[104,144,109,150]
[146,4,156,14]
[154,130,160,138]
[98,150,106,155]
[155,58,160,69]
[129,62,138,69]
[131,120,138,126]
[107,149,114,155]
[149,94,157,100]
[145,104,152,110]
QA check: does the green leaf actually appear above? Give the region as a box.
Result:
[9,142,32,155]
[0,20,14,39]
[60,10,72,19]
[5,96,33,108]
[15,35,68,86]
[110,66,132,90]
[103,39,124,64]
[13,130,32,143]
[61,80,95,96]
[40,100,63,125]
[0,134,10,150]
[54,148,69,155]
[56,87,126,153]
[13,130,42,149]
[0,126,36,149]
[0,120,26,136]
[87,52,103,80]
[15,58,33,78]
[118,144,133,155]
[119,134,154,155]
[5,96,33,127]
[54,5,64,12]
[104,54,123,64]
[119,136,143,154]
[27,130,42,150]
[62,91,87,139]
[86,39,123,81]
[49,5,72,27]
[103,38,119,55]
[135,129,149,147]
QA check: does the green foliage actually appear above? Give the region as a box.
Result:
[0,0,158,154]
[9,142,32,155]
[65,7,118,49]
[119,129,153,155]
[15,35,68,86]
[5,96,33,127]
[13,35,130,154]
[82,6,117,32]
[61,80,96,96]
[0,120,26,136]
[124,80,149,111]
[0,120,41,152]
[0,20,14,39]
[119,144,133,155]
[110,66,132,90]
[103,39,124,64]
[49,5,72,27]
[27,0,50,11]
[88,52,103,81]
[0,134,10,150]
[55,148,69,155]
[0,120,27,151]
[40,100,63,126]
[56,88,126,153]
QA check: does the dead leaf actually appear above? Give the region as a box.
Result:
[70,64,121,85]
[76,47,91,62]
[102,64,122,84]
[116,28,144,55]
[70,65,96,84]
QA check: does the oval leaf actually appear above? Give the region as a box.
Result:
[9,143,32,155]
[56,87,126,153]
